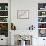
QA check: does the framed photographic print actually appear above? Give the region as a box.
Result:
[17,10,29,19]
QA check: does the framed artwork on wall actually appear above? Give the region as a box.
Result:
[17,10,29,19]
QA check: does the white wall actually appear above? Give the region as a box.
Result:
[11,0,46,30]
[0,0,8,3]
[11,0,46,46]
[11,0,38,30]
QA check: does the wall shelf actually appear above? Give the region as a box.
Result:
[0,22,8,23]
[38,28,46,29]
[38,10,46,11]
[0,16,8,17]
[0,3,8,37]
[38,3,46,37]
[0,10,8,11]
[38,16,46,17]
[38,22,46,23]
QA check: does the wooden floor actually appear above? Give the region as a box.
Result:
[0,45,8,46]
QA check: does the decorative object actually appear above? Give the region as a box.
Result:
[29,25,35,30]
[38,17,46,22]
[38,23,46,28]
[38,3,46,10]
[0,11,8,16]
[15,35,32,46]
[0,6,1,10]
[21,40,25,46]
[5,6,8,10]
[17,10,29,19]
[0,17,8,22]
[39,29,46,37]
[11,23,16,30]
